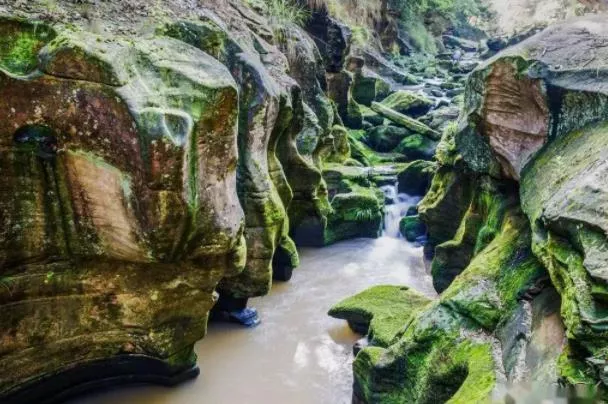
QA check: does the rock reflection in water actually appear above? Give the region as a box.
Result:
[70,237,435,404]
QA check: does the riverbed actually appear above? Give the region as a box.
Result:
[70,236,435,404]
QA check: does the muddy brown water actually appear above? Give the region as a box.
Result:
[70,237,435,404]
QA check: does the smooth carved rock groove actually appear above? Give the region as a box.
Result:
[481,61,549,180]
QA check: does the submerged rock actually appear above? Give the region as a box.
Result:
[399,215,427,242]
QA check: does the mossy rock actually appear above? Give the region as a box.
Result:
[352,208,546,403]
[379,90,434,118]
[419,167,474,247]
[399,215,427,242]
[352,303,496,404]
[440,208,546,331]
[324,185,383,245]
[0,17,56,76]
[397,160,437,196]
[431,177,513,293]
[347,129,409,167]
[393,134,438,161]
[521,120,608,364]
[364,125,412,153]
[329,285,431,347]
[351,69,391,107]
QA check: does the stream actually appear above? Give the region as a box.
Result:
[70,197,435,404]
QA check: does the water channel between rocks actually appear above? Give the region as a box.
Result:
[71,234,436,404]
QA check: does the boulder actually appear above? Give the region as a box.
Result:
[352,209,546,404]
[397,160,437,196]
[521,120,608,363]
[460,16,608,180]
[392,134,438,161]
[350,67,392,107]
[329,285,431,346]
[418,167,474,247]
[399,215,427,242]
[379,90,433,118]
[0,18,246,399]
[364,125,412,153]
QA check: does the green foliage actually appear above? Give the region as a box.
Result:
[399,0,487,23]
[253,0,309,27]
[351,26,372,47]
[354,206,378,222]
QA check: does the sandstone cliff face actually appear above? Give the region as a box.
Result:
[0,14,247,399]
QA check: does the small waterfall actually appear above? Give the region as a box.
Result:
[380,183,422,238]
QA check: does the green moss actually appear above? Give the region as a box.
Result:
[380,90,433,118]
[329,285,431,346]
[353,302,497,404]
[440,208,545,330]
[435,121,459,166]
[347,129,407,167]
[397,160,436,196]
[393,134,437,161]
[400,215,426,242]
[0,18,56,75]
[323,181,384,245]
[521,120,608,357]
[418,167,474,246]
[557,344,597,385]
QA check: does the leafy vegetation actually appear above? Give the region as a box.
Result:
[248,0,309,27]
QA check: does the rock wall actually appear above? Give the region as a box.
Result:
[0,0,332,398]
[0,0,439,398]
[0,14,247,400]
[340,15,608,403]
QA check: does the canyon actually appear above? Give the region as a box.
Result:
[1,0,608,403]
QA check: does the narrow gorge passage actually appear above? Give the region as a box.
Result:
[70,235,435,404]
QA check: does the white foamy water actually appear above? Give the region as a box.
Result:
[69,237,435,404]
[381,184,422,239]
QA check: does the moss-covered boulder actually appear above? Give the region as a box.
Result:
[379,90,434,118]
[0,17,246,399]
[459,16,608,180]
[418,166,474,247]
[321,164,384,245]
[364,125,412,153]
[329,285,432,347]
[399,215,427,242]
[351,208,548,404]
[350,66,392,107]
[397,160,437,196]
[393,134,438,161]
